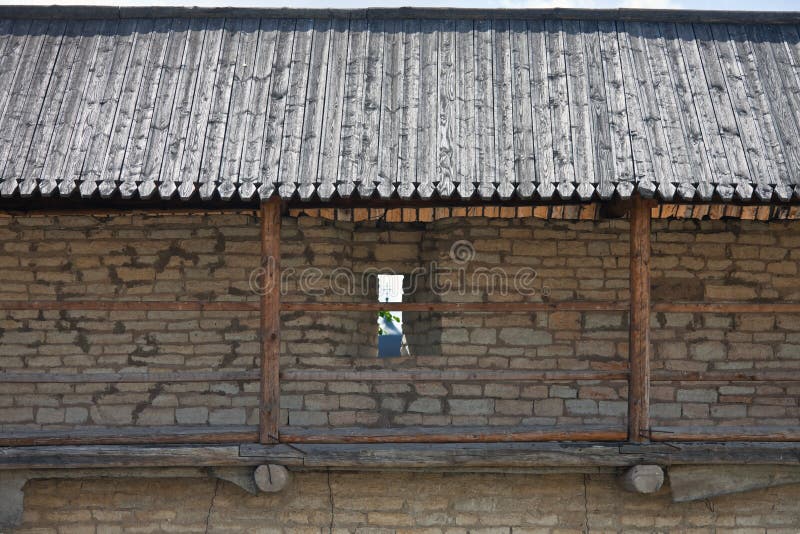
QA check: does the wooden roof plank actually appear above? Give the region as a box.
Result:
[157,17,209,200]
[117,17,173,198]
[528,19,555,199]
[197,17,243,200]
[545,19,576,199]
[75,19,138,199]
[453,19,475,199]
[582,20,614,201]
[0,20,66,196]
[316,17,349,201]
[18,21,83,196]
[217,17,261,200]
[177,18,224,200]
[277,17,313,199]
[138,18,192,200]
[509,20,535,199]
[727,24,792,200]
[416,18,437,199]
[297,17,333,201]
[564,19,596,201]
[492,20,515,200]
[335,17,367,199]
[436,18,456,199]
[376,18,402,199]
[474,19,496,199]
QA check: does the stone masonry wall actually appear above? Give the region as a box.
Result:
[15,472,800,532]
[0,213,798,431]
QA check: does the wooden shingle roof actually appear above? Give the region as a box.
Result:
[2,7,800,204]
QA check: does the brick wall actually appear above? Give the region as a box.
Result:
[16,472,800,532]
[0,213,798,431]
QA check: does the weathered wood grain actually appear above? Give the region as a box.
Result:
[0,14,797,203]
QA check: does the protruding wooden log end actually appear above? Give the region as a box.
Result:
[254,464,291,493]
[619,464,664,494]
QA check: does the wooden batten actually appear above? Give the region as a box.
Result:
[628,196,652,443]
[260,198,282,444]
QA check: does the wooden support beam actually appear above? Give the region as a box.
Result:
[652,302,800,313]
[628,196,652,443]
[279,425,627,444]
[280,369,629,382]
[651,426,800,442]
[0,370,259,383]
[260,198,281,444]
[281,301,628,312]
[0,426,258,446]
[0,300,258,312]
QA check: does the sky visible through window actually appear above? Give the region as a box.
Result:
[3,0,799,11]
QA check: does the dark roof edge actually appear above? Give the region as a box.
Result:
[0,5,799,24]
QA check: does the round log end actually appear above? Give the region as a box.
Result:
[619,464,664,494]
[254,464,291,493]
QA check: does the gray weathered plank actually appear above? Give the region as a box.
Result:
[563,20,595,200]
[276,18,313,199]
[158,17,208,200]
[397,18,420,200]
[177,18,224,200]
[416,19,438,199]
[474,19,496,199]
[75,19,137,199]
[528,20,555,198]
[316,17,349,201]
[376,18,402,199]
[197,17,242,200]
[297,18,332,200]
[216,17,260,200]
[355,18,384,198]
[582,20,613,200]
[0,20,65,195]
[728,24,791,200]
[238,18,279,200]
[693,23,752,200]
[597,21,634,198]
[336,17,368,199]
[118,18,172,198]
[436,18,456,199]
[509,20,535,199]
[493,19,515,200]
[138,18,191,199]
[545,19,575,199]
[677,23,736,200]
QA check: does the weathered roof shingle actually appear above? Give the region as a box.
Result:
[1,7,800,204]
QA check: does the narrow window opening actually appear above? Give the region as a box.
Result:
[377,274,405,358]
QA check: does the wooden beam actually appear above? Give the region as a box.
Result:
[628,195,652,443]
[279,425,627,444]
[0,370,259,384]
[651,426,800,442]
[281,369,629,382]
[260,198,281,444]
[651,370,800,382]
[0,426,258,446]
[0,300,259,312]
[281,301,628,312]
[652,302,800,313]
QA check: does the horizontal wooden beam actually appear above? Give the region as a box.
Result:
[279,425,627,444]
[281,301,628,312]
[6,442,800,471]
[0,300,258,312]
[652,302,800,313]
[281,369,629,382]
[0,426,259,446]
[0,370,259,384]
[652,370,800,382]
[651,426,800,442]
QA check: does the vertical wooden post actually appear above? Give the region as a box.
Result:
[628,196,652,443]
[260,198,281,444]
